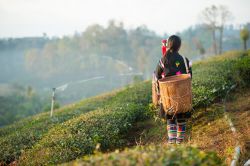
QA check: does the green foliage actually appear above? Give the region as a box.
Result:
[19,105,144,165]
[42,102,60,112]
[240,28,249,50]
[132,75,143,84]
[1,50,250,165]
[65,145,224,166]
[24,23,160,80]
[191,50,250,107]
[0,92,116,164]
[0,85,49,126]
[1,22,250,106]
[240,28,249,41]
[232,53,250,86]
[192,59,234,107]
[0,83,151,165]
[17,82,151,165]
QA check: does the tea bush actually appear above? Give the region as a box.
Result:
[192,50,250,107]
[232,54,250,86]
[0,92,116,164]
[18,82,151,165]
[19,104,147,165]
[64,145,224,166]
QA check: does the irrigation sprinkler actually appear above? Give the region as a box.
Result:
[48,73,143,118]
[50,88,56,117]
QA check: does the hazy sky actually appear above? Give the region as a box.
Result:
[0,0,249,38]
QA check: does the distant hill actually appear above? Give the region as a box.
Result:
[1,22,249,106]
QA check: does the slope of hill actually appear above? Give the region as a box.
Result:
[0,50,249,165]
[63,87,250,166]
[62,50,250,166]
[0,92,117,163]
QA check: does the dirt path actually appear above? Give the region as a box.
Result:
[126,88,250,165]
[187,104,236,165]
[225,88,250,165]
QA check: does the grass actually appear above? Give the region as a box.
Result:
[225,88,250,165]
[125,119,167,147]
[187,105,236,165]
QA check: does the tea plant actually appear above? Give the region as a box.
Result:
[18,83,151,165]
[0,93,116,164]
[65,145,224,166]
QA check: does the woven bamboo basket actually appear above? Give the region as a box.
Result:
[158,74,192,115]
[152,80,159,106]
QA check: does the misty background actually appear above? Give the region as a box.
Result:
[0,0,250,126]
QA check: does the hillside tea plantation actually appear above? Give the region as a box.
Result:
[0,50,249,165]
[16,82,151,165]
[0,92,117,163]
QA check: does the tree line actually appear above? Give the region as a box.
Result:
[200,5,249,55]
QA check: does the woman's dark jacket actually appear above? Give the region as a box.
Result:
[155,51,192,79]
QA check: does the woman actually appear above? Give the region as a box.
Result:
[155,35,192,144]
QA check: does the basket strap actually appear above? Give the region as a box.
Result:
[181,55,189,74]
[159,59,165,69]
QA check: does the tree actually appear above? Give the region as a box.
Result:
[193,38,206,58]
[217,5,232,54]
[27,85,34,98]
[200,5,232,55]
[240,27,249,51]
[200,5,218,55]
